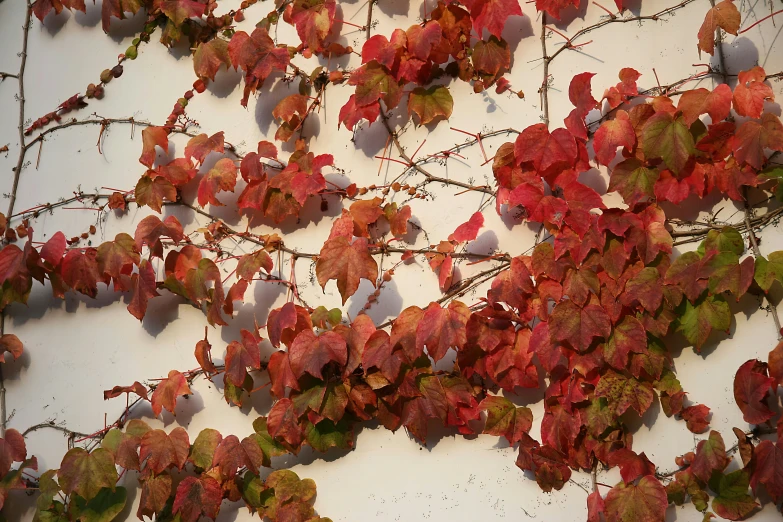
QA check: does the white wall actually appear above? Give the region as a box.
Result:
[1,0,783,520]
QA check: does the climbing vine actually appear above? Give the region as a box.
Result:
[1,0,783,520]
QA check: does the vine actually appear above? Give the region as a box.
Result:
[1,0,783,520]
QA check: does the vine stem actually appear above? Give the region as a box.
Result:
[743,187,783,339]
[1,0,33,440]
[365,0,374,40]
[540,13,550,127]
[708,0,729,81]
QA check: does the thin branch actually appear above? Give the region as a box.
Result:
[0,72,18,80]
[1,0,33,440]
[365,0,374,40]
[378,107,495,196]
[540,13,550,127]
[546,0,698,65]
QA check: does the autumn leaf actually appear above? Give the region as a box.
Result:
[58,448,118,501]
[462,0,522,38]
[198,157,238,207]
[449,211,484,242]
[228,28,291,106]
[101,0,143,33]
[549,300,611,353]
[697,0,740,56]
[479,395,533,444]
[140,427,189,474]
[677,84,732,125]
[729,113,783,170]
[751,440,783,502]
[680,404,711,434]
[33,0,86,22]
[185,131,225,165]
[641,112,695,175]
[151,369,192,416]
[733,66,774,118]
[193,39,230,81]
[138,126,168,169]
[289,330,347,379]
[0,334,23,363]
[416,301,471,361]
[595,370,655,416]
[608,158,659,207]
[535,0,579,20]
[349,61,403,110]
[289,0,336,51]
[173,475,222,522]
[709,469,758,520]
[594,110,636,166]
[675,294,731,350]
[733,359,774,424]
[408,86,453,125]
[514,124,577,174]
[316,236,378,304]
[471,36,511,79]
[604,476,667,522]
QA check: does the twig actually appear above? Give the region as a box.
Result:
[540,13,550,127]
[739,9,783,34]
[1,0,33,440]
[365,0,374,40]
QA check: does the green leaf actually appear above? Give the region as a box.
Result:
[709,470,758,520]
[250,417,289,466]
[608,159,659,206]
[71,487,127,522]
[641,112,695,174]
[701,227,744,256]
[304,418,354,452]
[676,294,731,350]
[754,252,783,292]
[408,86,454,125]
[188,428,222,470]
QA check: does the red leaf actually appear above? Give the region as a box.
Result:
[416,301,470,362]
[449,211,484,242]
[0,335,23,363]
[151,370,192,416]
[690,430,729,482]
[198,157,238,207]
[677,84,732,125]
[363,330,404,381]
[593,110,636,166]
[462,0,523,38]
[549,300,611,352]
[751,440,783,502]
[535,0,579,20]
[225,331,262,386]
[140,427,190,474]
[228,28,291,106]
[608,448,656,484]
[185,131,225,165]
[697,0,740,56]
[289,329,347,379]
[315,236,378,304]
[733,359,774,424]
[289,0,336,51]
[128,259,159,320]
[61,248,100,298]
[139,126,168,169]
[514,124,576,174]
[680,404,711,433]
[193,40,230,81]
[733,66,774,118]
[729,113,783,170]
[173,475,222,522]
